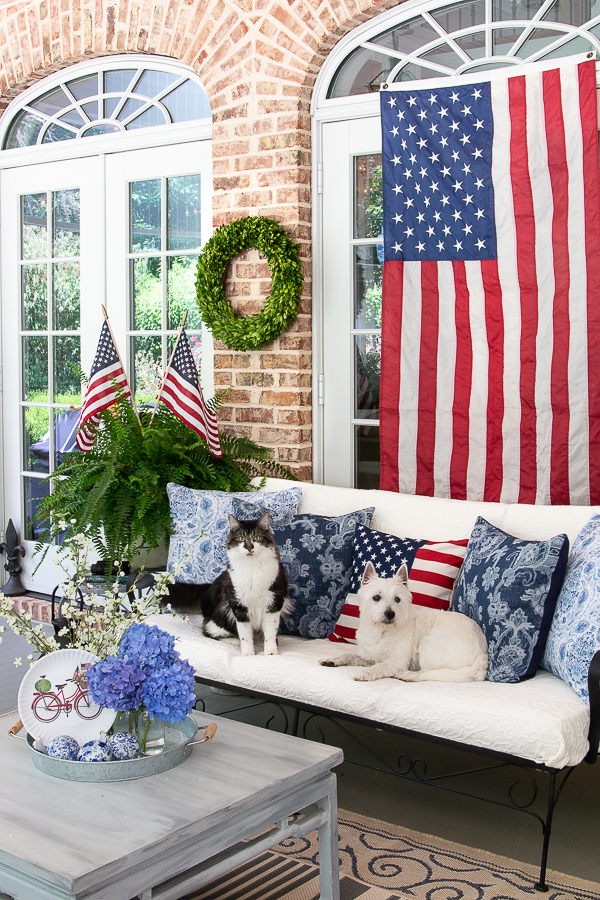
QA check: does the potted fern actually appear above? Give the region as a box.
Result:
[35,396,295,569]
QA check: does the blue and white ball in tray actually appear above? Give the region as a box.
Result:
[77,740,112,762]
[107,731,140,760]
[46,735,80,760]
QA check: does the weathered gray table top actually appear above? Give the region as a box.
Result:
[0,710,343,899]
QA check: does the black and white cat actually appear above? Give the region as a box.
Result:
[163,511,291,656]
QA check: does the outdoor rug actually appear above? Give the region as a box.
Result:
[184,808,600,900]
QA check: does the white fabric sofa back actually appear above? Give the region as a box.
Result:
[260,478,598,545]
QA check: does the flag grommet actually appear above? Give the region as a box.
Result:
[196,216,304,352]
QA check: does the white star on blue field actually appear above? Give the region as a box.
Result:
[381,82,497,262]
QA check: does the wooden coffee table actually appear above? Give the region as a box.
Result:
[0,710,342,900]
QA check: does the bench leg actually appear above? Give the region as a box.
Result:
[534,770,557,892]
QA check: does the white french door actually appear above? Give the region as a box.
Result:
[0,140,212,593]
[320,115,382,489]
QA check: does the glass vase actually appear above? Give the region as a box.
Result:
[113,709,166,755]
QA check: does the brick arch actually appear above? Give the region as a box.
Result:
[0,0,403,479]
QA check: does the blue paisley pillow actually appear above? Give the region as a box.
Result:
[542,514,600,702]
[166,483,302,585]
[274,509,374,640]
[454,517,569,683]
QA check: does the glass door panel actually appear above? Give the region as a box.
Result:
[321,117,382,488]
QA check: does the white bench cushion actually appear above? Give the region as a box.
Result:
[146,613,590,770]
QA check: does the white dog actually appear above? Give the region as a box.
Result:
[320,562,488,683]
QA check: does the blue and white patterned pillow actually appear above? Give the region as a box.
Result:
[454,517,569,683]
[542,514,600,702]
[274,509,374,640]
[230,499,267,522]
[166,483,302,584]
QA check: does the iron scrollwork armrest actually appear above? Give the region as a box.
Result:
[584,649,600,764]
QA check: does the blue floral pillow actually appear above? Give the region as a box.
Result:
[454,517,569,683]
[274,509,374,639]
[166,483,302,584]
[543,514,600,702]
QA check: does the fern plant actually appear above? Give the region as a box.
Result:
[35,398,295,566]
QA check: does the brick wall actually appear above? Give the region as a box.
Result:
[0,0,401,481]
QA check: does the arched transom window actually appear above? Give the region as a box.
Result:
[328,0,600,98]
[2,61,211,149]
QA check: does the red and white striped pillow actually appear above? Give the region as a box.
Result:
[328,539,469,644]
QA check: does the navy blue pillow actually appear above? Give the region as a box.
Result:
[453,517,569,683]
[349,524,427,593]
[273,509,374,639]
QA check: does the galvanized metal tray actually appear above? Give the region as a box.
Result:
[23,716,217,782]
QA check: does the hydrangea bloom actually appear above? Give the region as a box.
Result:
[142,658,196,724]
[86,656,146,711]
[118,622,178,672]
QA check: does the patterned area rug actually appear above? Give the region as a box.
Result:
[184,808,600,900]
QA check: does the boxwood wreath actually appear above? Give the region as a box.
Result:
[196,216,304,351]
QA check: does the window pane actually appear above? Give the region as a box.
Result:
[59,109,85,128]
[53,336,81,401]
[375,16,439,53]
[493,26,524,51]
[162,81,211,122]
[167,255,202,329]
[431,0,486,29]
[4,112,44,149]
[54,408,80,467]
[135,70,178,97]
[105,69,136,92]
[493,0,545,18]
[328,47,397,98]
[23,477,50,542]
[53,262,80,330]
[132,257,162,329]
[125,106,165,130]
[168,175,201,250]
[66,74,98,101]
[542,0,594,25]
[454,32,487,58]
[420,44,465,68]
[538,34,593,56]
[32,87,70,117]
[53,189,80,257]
[119,98,146,121]
[355,334,380,420]
[22,265,48,330]
[517,27,567,55]
[355,424,380,489]
[82,101,99,121]
[42,123,76,143]
[24,407,50,474]
[22,193,48,259]
[355,155,382,240]
[23,336,48,400]
[131,180,161,251]
[132,335,163,401]
[398,63,443,82]
[354,246,382,330]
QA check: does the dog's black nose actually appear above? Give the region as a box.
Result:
[384,610,395,622]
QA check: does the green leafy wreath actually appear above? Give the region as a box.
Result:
[196,216,304,351]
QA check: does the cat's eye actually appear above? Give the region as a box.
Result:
[372,594,381,602]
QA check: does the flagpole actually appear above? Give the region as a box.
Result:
[149,311,188,425]
[101,305,143,428]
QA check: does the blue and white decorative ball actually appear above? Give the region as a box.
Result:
[107,731,140,760]
[77,740,112,762]
[46,735,80,760]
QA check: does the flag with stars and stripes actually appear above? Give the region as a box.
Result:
[159,330,222,457]
[76,321,131,452]
[379,54,600,505]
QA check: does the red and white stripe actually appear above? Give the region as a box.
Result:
[161,367,222,457]
[76,361,130,452]
[380,57,600,505]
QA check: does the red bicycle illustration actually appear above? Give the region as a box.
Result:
[31,665,101,722]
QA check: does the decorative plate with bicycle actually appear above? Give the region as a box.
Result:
[18,649,117,745]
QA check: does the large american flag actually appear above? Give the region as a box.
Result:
[159,330,222,457]
[379,55,600,505]
[76,322,131,452]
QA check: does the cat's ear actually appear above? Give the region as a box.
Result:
[257,511,270,530]
[228,514,241,530]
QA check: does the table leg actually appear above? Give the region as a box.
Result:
[317,773,340,900]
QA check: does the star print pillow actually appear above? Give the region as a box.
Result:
[328,525,469,644]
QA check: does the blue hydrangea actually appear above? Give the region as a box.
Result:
[142,658,196,724]
[87,656,146,712]
[118,623,179,672]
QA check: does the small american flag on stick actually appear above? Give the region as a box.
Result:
[76,320,132,452]
[158,328,222,458]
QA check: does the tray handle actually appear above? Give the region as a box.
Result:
[8,718,23,737]
[189,722,217,745]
